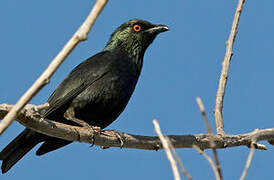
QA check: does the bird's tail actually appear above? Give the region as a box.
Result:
[0,128,43,174]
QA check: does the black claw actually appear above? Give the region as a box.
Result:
[100,146,110,149]
[114,132,124,148]
[154,144,160,151]
[87,125,98,147]
[89,143,95,148]
[101,130,124,148]
[89,133,95,147]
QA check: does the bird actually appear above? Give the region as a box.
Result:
[0,19,169,173]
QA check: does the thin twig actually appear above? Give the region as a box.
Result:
[167,137,192,180]
[196,97,222,180]
[239,144,255,180]
[193,145,220,180]
[0,0,108,135]
[239,129,258,180]
[196,97,214,135]
[153,119,181,180]
[214,0,246,135]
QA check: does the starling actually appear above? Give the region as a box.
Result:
[0,19,169,173]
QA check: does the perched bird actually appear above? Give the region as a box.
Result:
[0,19,168,173]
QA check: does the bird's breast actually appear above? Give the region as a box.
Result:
[74,68,139,128]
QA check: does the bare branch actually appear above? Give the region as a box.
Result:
[0,104,273,151]
[0,0,108,135]
[196,97,222,180]
[239,129,258,180]
[193,145,220,180]
[153,120,181,180]
[214,0,246,135]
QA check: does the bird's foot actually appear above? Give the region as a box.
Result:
[89,126,101,147]
[64,107,101,146]
[115,131,124,148]
[74,123,100,146]
[101,130,124,148]
[65,116,97,145]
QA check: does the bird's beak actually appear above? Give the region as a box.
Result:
[146,24,169,34]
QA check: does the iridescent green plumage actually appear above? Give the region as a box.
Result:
[0,19,168,173]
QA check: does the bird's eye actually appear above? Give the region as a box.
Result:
[133,24,142,32]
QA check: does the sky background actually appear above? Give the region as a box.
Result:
[0,0,274,179]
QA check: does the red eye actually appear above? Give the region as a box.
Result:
[133,24,141,32]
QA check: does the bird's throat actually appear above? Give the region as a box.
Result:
[104,40,144,73]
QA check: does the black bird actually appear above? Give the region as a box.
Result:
[0,19,168,173]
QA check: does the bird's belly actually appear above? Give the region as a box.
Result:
[74,75,137,128]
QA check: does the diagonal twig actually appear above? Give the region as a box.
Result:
[153,119,181,180]
[166,135,192,180]
[239,129,259,180]
[214,0,246,135]
[196,97,222,180]
[0,0,108,135]
[193,145,220,180]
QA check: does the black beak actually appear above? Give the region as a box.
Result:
[146,24,169,34]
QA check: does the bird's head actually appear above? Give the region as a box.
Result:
[104,19,169,59]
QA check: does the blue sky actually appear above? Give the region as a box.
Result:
[1,1,274,179]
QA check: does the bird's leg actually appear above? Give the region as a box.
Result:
[64,106,90,127]
[64,107,101,145]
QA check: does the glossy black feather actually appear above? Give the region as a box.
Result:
[0,19,168,173]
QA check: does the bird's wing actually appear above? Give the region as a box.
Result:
[42,51,112,118]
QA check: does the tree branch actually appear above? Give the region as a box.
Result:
[0,104,273,151]
[0,0,108,135]
[214,0,245,135]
